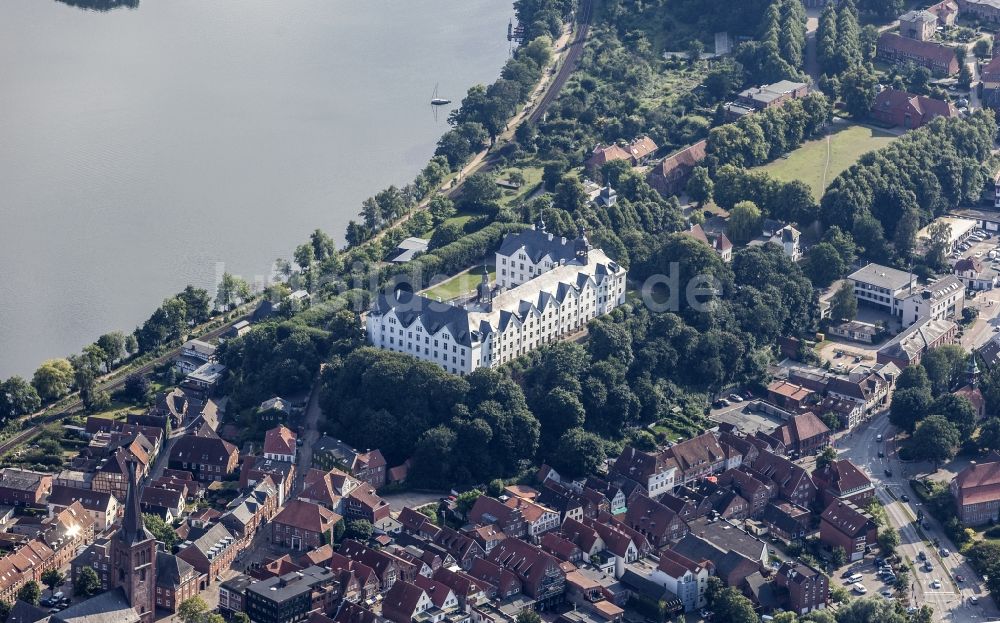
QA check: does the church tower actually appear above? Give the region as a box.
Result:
[111,461,157,623]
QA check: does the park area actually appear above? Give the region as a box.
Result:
[761,123,898,199]
[422,266,497,302]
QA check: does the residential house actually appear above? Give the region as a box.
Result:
[503,496,560,540]
[771,412,830,456]
[870,88,958,130]
[433,527,486,570]
[760,502,811,543]
[46,485,118,531]
[648,549,709,612]
[982,55,1000,111]
[272,500,342,551]
[468,496,527,539]
[139,487,185,523]
[623,494,688,548]
[344,486,392,526]
[240,456,295,506]
[736,80,809,111]
[928,0,959,25]
[876,32,959,76]
[487,538,566,607]
[955,257,999,291]
[0,469,51,507]
[310,437,388,489]
[819,501,877,561]
[661,432,730,487]
[766,381,815,412]
[382,580,434,623]
[812,459,875,508]
[176,522,240,586]
[168,427,239,483]
[684,224,733,263]
[263,425,297,463]
[155,553,200,612]
[221,477,280,544]
[774,561,828,615]
[611,447,676,498]
[752,451,817,508]
[646,140,708,197]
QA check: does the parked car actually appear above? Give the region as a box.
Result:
[931,579,942,589]
[917,551,926,561]
[853,583,868,594]
[956,574,965,582]
[878,451,884,458]
[728,394,743,403]
[971,596,979,605]
[924,562,933,572]
[940,547,951,557]
[901,494,909,502]
[885,469,893,477]
[876,434,883,442]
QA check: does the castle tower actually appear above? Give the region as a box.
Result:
[477,265,493,307]
[111,461,157,623]
[575,227,592,265]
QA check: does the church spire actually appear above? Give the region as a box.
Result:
[121,460,151,544]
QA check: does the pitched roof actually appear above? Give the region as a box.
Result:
[263,425,297,456]
[51,588,139,623]
[47,485,114,512]
[170,428,237,466]
[274,499,342,534]
[877,32,958,67]
[650,140,707,178]
[954,459,1000,504]
[586,144,632,168]
[820,500,873,537]
[663,432,726,472]
[878,317,956,363]
[781,412,831,444]
[812,459,872,497]
[156,552,196,588]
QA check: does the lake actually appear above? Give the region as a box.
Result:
[0,0,513,379]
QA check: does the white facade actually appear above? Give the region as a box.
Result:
[649,561,709,612]
[848,263,917,318]
[645,467,677,499]
[367,232,626,375]
[900,275,965,327]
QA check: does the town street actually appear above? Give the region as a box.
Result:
[836,412,998,621]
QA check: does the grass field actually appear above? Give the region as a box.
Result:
[761,124,898,200]
[423,266,497,302]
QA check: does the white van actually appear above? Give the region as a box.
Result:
[848,573,863,583]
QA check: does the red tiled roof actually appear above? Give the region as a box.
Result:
[878,32,957,67]
[651,140,707,177]
[273,499,342,534]
[263,425,296,456]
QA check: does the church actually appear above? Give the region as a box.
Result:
[46,463,156,623]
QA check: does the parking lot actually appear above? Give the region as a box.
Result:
[836,556,907,603]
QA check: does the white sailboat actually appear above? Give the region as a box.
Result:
[431,83,451,106]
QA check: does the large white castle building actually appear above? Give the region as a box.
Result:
[366,223,627,375]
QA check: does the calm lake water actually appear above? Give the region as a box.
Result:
[0,0,513,379]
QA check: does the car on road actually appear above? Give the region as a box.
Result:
[917,551,926,561]
[931,579,942,589]
[876,434,883,442]
[971,596,980,605]
[940,547,950,557]
[923,562,933,572]
[956,574,965,582]
[901,494,909,502]
[885,469,893,477]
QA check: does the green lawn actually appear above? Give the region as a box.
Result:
[423,266,497,302]
[761,124,898,200]
[498,165,544,207]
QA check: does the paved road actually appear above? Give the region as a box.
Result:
[290,372,324,497]
[836,413,998,620]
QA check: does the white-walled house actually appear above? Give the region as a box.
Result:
[367,227,626,375]
[649,549,709,612]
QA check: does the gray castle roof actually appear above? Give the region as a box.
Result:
[497,228,579,264]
